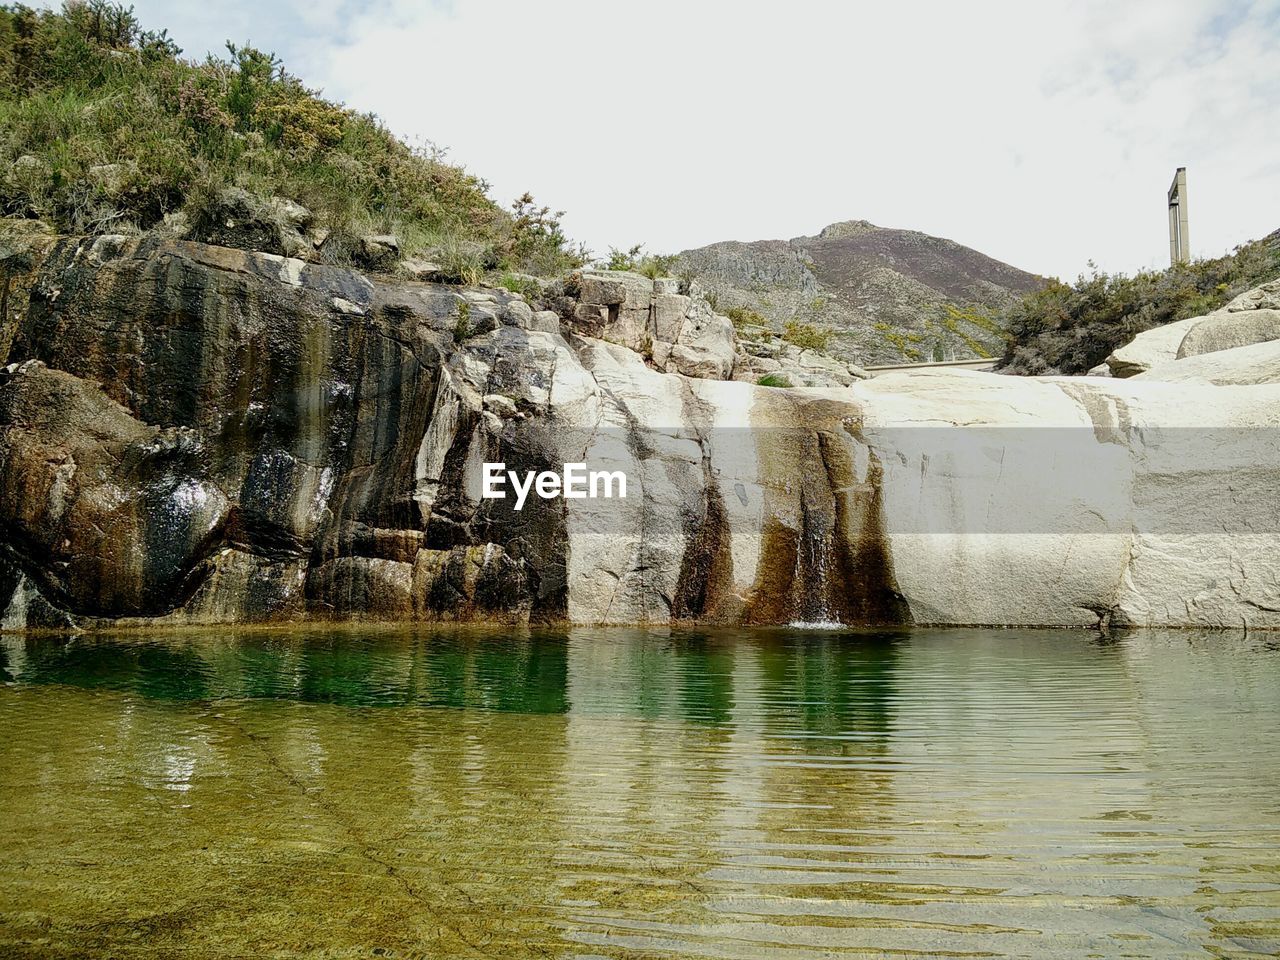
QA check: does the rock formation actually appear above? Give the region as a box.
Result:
[1,233,1277,630]
[1104,278,1280,377]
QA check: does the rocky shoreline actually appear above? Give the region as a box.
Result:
[2,231,1278,631]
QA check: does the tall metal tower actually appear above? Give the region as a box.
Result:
[1168,168,1190,265]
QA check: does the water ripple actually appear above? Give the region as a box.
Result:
[0,626,1277,957]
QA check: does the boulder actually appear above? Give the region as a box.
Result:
[666,344,728,380]
[796,349,854,386]
[188,187,313,259]
[501,299,534,328]
[10,154,46,180]
[732,353,782,380]
[1176,308,1280,358]
[399,257,445,282]
[1224,278,1280,312]
[359,234,401,270]
[573,302,609,332]
[529,310,561,334]
[578,273,630,305]
[741,339,781,359]
[86,161,137,197]
[574,270,655,351]
[1106,316,1200,377]
[653,292,691,342]
[482,393,519,418]
[663,303,735,380]
[1136,338,1280,385]
[1105,277,1280,375]
[270,197,312,232]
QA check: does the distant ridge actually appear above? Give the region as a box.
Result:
[678,220,1044,365]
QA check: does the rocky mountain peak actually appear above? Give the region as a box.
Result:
[678,221,1044,366]
[816,219,881,240]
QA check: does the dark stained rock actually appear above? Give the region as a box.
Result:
[0,361,230,616]
[0,234,564,627]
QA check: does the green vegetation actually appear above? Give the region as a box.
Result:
[497,271,541,300]
[603,243,677,278]
[756,373,792,388]
[874,321,925,361]
[453,300,471,343]
[782,318,830,351]
[725,305,768,332]
[999,229,1280,375]
[936,304,1003,359]
[0,1,587,274]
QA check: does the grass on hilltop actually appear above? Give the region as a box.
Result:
[0,1,587,275]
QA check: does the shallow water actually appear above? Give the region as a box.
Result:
[1,626,1278,959]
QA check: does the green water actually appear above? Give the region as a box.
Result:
[1,627,1278,959]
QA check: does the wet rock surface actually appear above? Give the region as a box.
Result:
[1,235,1278,630]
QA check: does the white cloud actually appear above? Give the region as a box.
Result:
[137,0,1280,279]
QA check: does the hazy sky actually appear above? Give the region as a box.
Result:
[127,0,1280,280]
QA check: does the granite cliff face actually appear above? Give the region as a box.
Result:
[1,233,1277,630]
[678,220,1043,365]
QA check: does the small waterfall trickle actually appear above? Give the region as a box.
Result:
[790,495,843,629]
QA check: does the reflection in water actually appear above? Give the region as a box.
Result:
[0,626,1277,958]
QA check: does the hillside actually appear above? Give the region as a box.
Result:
[677,220,1044,366]
[998,227,1280,375]
[0,1,584,278]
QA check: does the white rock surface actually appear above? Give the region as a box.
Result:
[1106,316,1200,377]
[529,352,1280,628]
[1224,277,1280,312]
[1176,307,1280,358]
[528,310,561,334]
[443,323,1278,628]
[852,370,1132,626]
[1136,338,1280,385]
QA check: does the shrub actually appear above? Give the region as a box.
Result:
[637,252,678,279]
[604,244,644,271]
[453,300,472,343]
[782,318,830,351]
[998,229,1280,374]
[0,2,588,276]
[602,243,677,278]
[434,240,487,286]
[497,272,540,300]
[725,305,768,332]
[756,373,792,388]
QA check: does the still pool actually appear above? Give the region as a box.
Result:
[1,626,1278,958]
